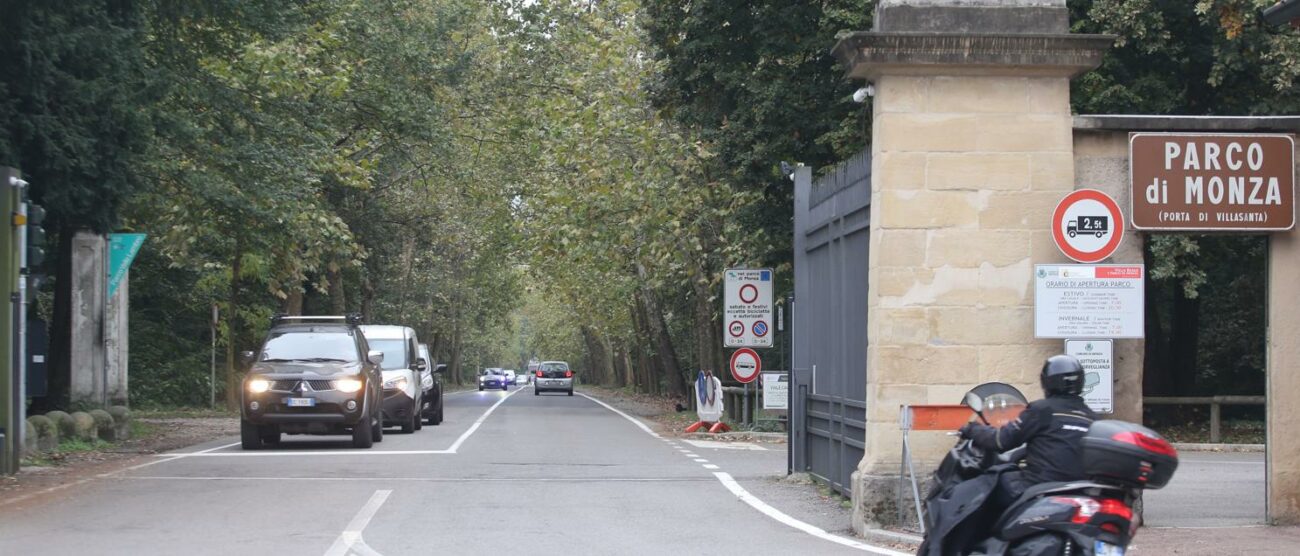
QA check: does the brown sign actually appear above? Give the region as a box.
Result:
[1130,133,1295,231]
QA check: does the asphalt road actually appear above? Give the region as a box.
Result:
[1142,451,1266,528]
[0,386,896,556]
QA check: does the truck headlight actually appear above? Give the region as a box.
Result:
[384,377,409,390]
[335,378,364,393]
[247,379,270,393]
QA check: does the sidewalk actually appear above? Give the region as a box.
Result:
[1130,526,1300,555]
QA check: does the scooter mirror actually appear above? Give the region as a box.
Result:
[964,392,984,413]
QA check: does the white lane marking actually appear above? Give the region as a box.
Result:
[683,439,768,451]
[1179,459,1265,465]
[714,472,911,556]
[0,441,245,508]
[120,476,717,483]
[324,489,391,556]
[577,392,661,438]
[168,449,454,457]
[151,390,521,459]
[694,459,709,463]
[703,464,720,470]
[446,386,522,453]
[683,453,700,458]
[581,391,907,554]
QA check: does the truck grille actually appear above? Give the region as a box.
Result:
[307,380,335,391]
[271,380,298,391]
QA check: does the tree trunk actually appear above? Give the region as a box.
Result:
[284,285,304,316]
[360,272,375,323]
[635,263,685,397]
[1141,243,1169,395]
[328,263,347,314]
[449,322,464,386]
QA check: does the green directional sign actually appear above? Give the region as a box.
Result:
[107,233,146,299]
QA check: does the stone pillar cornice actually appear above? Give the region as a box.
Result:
[832,32,1115,80]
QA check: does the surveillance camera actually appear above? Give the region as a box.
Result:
[780,161,794,177]
[852,84,874,104]
[8,177,29,188]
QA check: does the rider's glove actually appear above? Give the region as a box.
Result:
[958,422,977,439]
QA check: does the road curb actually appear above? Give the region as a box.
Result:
[1173,442,1265,452]
[685,431,787,442]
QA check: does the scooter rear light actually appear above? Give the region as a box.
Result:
[1100,523,1122,534]
[1051,496,1101,524]
[1098,498,1133,521]
[1111,431,1178,457]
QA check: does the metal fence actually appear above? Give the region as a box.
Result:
[791,151,871,495]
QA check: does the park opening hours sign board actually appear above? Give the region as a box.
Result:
[1130,133,1295,231]
[724,268,774,348]
[1034,265,1144,339]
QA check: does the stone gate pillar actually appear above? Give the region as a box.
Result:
[832,0,1112,530]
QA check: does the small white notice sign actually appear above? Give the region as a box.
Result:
[761,372,788,411]
[1034,265,1144,339]
[1066,339,1113,414]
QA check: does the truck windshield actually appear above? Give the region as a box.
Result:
[260,332,357,362]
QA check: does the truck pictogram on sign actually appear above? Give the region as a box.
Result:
[1067,216,1109,238]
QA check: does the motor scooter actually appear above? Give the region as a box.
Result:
[919,384,1179,556]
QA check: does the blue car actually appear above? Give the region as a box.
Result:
[477,368,508,391]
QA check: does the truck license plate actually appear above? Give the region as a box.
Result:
[286,397,316,407]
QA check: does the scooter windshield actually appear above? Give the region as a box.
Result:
[982,393,1027,427]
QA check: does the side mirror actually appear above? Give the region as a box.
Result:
[415,357,429,372]
[433,364,447,374]
[367,350,385,365]
[240,351,256,365]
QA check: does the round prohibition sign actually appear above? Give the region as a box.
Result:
[752,320,769,337]
[728,320,745,337]
[729,348,761,384]
[1052,189,1125,263]
[738,283,759,304]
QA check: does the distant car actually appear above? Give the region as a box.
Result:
[514,373,528,385]
[417,343,444,426]
[478,368,508,391]
[359,325,424,434]
[239,315,384,449]
[534,360,575,396]
[503,369,517,385]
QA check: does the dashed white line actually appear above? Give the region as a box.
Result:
[694,459,709,463]
[702,464,720,470]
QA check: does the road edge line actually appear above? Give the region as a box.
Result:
[579,391,909,554]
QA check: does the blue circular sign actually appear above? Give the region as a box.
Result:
[752,321,769,337]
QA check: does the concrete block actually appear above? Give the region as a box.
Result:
[876,152,928,190]
[875,230,927,267]
[69,412,98,442]
[89,409,116,442]
[23,420,37,456]
[878,190,979,229]
[926,153,1031,191]
[1031,152,1077,190]
[929,307,1034,345]
[926,230,1031,268]
[924,76,1028,114]
[876,267,935,297]
[46,410,74,440]
[108,406,132,440]
[979,192,1063,229]
[877,345,978,385]
[27,415,59,453]
[979,344,1061,384]
[876,113,982,152]
[875,76,929,114]
[1025,77,1071,114]
[977,114,1072,152]
[875,308,931,345]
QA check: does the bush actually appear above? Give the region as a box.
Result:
[23,419,37,455]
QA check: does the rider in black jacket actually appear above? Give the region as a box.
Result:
[960,355,1097,508]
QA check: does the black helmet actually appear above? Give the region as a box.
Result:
[1041,354,1085,396]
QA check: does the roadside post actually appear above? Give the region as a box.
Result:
[723,268,772,430]
[0,168,21,474]
[211,304,219,408]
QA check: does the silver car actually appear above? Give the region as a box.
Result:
[533,361,575,396]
